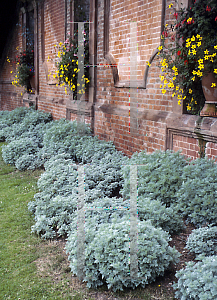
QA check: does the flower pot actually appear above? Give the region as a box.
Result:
[200,73,217,117]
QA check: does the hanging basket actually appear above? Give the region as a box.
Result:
[200,73,217,117]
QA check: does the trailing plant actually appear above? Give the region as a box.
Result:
[174,157,217,227]
[186,225,217,258]
[12,47,34,92]
[121,150,188,207]
[54,30,90,99]
[173,256,217,300]
[66,218,180,291]
[157,0,217,114]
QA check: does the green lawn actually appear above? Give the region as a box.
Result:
[0,142,94,300]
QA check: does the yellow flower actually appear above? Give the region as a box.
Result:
[172,93,176,97]
[168,82,174,88]
[191,97,194,102]
[191,76,195,81]
[188,18,193,24]
[164,79,168,84]
[204,55,209,60]
[192,49,197,55]
[183,96,186,100]
[160,84,162,88]
[186,38,190,42]
[198,59,203,64]
[189,89,192,94]
[198,64,204,70]
[168,3,173,8]
[173,77,176,81]
[53,74,56,78]
[76,61,78,65]
[197,41,202,47]
[161,59,168,67]
[59,42,63,46]
[191,35,195,41]
[214,69,217,74]
[204,49,209,54]
[186,42,191,48]
[195,101,197,104]
[191,44,196,49]
[158,46,163,51]
[188,50,191,55]
[192,70,197,75]
[178,100,181,106]
[162,89,166,94]
[214,45,217,50]
[178,95,182,99]
[176,86,179,91]
[10,71,13,73]
[211,83,216,87]
[197,71,203,77]
[196,34,202,39]
[146,61,151,67]
[187,104,191,111]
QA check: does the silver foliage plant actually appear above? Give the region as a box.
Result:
[66,217,180,291]
[173,256,217,300]
[185,225,217,258]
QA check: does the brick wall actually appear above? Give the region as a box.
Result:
[95,0,173,157]
[0,11,23,111]
[0,0,217,161]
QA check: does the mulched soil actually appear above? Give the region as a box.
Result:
[35,219,197,300]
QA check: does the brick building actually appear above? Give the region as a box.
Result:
[0,0,217,160]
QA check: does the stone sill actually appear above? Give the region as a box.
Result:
[114,80,146,89]
[66,99,93,117]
